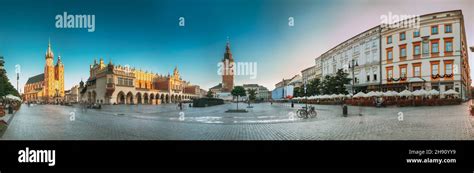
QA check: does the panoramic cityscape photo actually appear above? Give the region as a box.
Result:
[0,0,473,142]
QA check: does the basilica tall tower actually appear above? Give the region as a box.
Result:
[43,40,65,102]
[44,40,55,100]
[221,39,234,92]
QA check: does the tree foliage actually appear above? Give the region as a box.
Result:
[299,69,350,96]
[247,89,257,101]
[0,68,20,97]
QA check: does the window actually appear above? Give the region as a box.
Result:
[445,63,453,75]
[400,32,406,41]
[367,75,370,82]
[432,64,438,75]
[444,38,453,55]
[387,35,392,44]
[431,25,438,35]
[432,42,439,53]
[386,66,393,82]
[413,42,421,56]
[431,39,440,57]
[422,40,429,55]
[430,61,440,79]
[373,74,377,81]
[444,60,453,79]
[400,44,407,58]
[445,24,452,33]
[445,42,453,52]
[400,65,407,79]
[107,78,113,84]
[413,63,421,77]
[413,30,420,38]
[118,78,124,85]
[386,48,393,62]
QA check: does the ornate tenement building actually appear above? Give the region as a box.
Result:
[79,58,201,104]
[23,40,65,103]
[381,10,471,100]
[311,10,470,100]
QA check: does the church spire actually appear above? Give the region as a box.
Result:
[45,38,54,59]
[225,37,231,53]
[56,52,63,66]
[223,37,233,61]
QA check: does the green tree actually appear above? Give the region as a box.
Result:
[293,87,303,97]
[206,90,213,98]
[231,86,246,110]
[318,69,351,95]
[0,67,20,97]
[333,69,351,94]
[306,78,321,96]
[320,75,333,94]
[247,89,257,101]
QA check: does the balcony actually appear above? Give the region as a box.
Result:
[106,83,115,97]
[106,83,115,89]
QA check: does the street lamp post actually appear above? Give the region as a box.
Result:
[345,59,358,117]
[348,59,358,95]
[15,64,20,94]
[304,80,308,112]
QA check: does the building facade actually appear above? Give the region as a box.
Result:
[314,57,323,79]
[318,26,381,93]
[64,85,80,103]
[242,84,270,101]
[381,10,471,100]
[79,58,200,104]
[23,41,65,103]
[301,65,316,83]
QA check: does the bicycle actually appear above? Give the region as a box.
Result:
[296,106,317,119]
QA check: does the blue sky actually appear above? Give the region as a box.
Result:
[0,0,473,92]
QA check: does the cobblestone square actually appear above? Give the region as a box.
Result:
[1,102,474,140]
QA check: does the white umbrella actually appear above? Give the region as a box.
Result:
[366,91,378,97]
[353,92,366,98]
[411,90,418,96]
[428,89,440,95]
[443,89,459,95]
[4,94,21,101]
[412,89,427,96]
[374,91,383,97]
[366,91,374,97]
[346,94,353,98]
[390,90,399,95]
[383,91,395,97]
[398,90,412,97]
[330,94,337,99]
[337,94,345,98]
